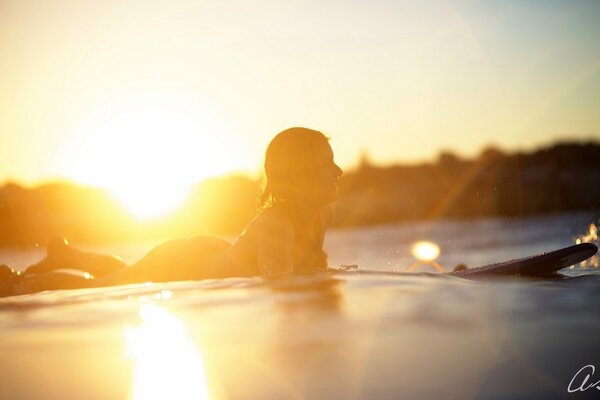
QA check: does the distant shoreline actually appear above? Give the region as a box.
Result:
[1,141,598,247]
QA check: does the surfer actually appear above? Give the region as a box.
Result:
[0,127,343,295]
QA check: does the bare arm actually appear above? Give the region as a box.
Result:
[256,215,295,276]
[320,205,334,229]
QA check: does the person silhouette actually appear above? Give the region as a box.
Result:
[1,127,343,296]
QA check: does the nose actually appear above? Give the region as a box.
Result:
[334,163,343,177]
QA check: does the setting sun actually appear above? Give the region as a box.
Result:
[53,90,244,219]
[111,182,191,221]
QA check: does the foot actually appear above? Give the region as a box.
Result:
[0,264,16,297]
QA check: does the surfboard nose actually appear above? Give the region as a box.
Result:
[453,242,599,279]
[576,242,598,258]
[558,242,598,269]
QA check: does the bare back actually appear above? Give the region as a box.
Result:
[215,205,331,276]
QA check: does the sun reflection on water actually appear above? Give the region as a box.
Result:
[124,302,209,400]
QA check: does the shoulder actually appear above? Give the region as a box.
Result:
[245,207,294,240]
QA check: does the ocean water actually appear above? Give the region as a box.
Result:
[1,212,600,399]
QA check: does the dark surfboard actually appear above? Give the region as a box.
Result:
[451,243,598,278]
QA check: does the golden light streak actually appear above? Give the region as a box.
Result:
[427,155,499,221]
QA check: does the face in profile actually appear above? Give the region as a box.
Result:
[306,141,343,205]
[262,127,343,209]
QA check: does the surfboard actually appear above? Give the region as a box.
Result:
[450,242,598,278]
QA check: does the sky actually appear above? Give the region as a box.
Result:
[1,0,599,214]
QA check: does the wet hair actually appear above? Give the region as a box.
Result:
[258,127,330,210]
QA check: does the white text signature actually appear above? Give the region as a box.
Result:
[568,364,600,393]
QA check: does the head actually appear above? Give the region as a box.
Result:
[259,127,343,210]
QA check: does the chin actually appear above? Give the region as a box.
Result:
[327,191,339,203]
[311,188,339,205]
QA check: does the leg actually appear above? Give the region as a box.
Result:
[4,235,230,295]
[103,235,230,286]
[1,265,96,297]
[14,271,96,295]
[0,264,16,297]
[24,236,127,277]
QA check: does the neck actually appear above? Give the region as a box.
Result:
[281,200,322,227]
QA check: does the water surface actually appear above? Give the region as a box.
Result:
[1,212,599,399]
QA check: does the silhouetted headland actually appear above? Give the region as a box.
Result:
[1,141,598,247]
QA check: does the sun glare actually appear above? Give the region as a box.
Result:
[112,183,191,220]
[55,91,243,220]
[125,302,210,400]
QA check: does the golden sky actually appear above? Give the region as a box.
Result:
[1,0,599,206]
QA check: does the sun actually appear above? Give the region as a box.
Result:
[56,91,244,220]
[111,181,191,221]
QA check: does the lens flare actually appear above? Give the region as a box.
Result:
[411,241,441,262]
